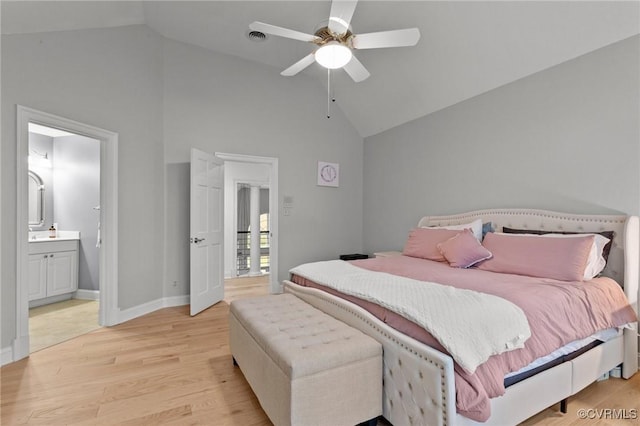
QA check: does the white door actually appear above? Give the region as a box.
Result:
[190,149,224,315]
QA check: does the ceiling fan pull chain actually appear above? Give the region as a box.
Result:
[327,68,331,119]
[332,73,336,104]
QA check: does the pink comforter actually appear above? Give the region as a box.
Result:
[291,255,637,422]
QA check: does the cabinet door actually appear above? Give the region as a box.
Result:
[47,250,78,297]
[28,254,48,301]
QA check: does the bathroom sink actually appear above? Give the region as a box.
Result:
[29,231,80,242]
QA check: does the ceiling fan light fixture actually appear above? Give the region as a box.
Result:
[315,41,352,69]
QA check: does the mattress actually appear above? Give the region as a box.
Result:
[504,327,622,386]
[504,327,621,382]
[289,255,637,421]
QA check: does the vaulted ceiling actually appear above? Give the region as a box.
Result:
[3,1,638,137]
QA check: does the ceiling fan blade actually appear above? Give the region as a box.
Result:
[352,28,421,49]
[328,0,358,35]
[281,53,316,76]
[342,55,370,83]
[250,21,320,43]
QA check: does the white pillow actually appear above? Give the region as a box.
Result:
[493,232,610,280]
[426,218,483,241]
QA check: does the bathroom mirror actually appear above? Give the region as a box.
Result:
[28,171,45,227]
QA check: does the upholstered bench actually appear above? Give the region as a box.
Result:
[229,293,382,426]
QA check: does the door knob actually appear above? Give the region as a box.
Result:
[193,237,205,243]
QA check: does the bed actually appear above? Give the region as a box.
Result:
[283,209,639,425]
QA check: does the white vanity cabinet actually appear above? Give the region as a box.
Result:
[28,239,79,304]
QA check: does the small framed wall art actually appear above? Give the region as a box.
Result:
[317,161,339,187]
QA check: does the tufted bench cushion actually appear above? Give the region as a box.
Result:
[229,293,382,426]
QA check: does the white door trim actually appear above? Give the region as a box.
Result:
[215,152,280,293]
[15,105,119,361]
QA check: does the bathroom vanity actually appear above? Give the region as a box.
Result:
[28,232,79,307]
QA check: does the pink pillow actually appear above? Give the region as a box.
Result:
[403,228,462,262]
[436,229,493,268]
[477,232,595,281]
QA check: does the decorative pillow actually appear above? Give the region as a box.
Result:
[436,229,493,268]
[426,218,483,241]
[482,222,493,239]
[493,232,610,280]
[502,227,614,263]
[403,228,462,262]
[477,232,595,281]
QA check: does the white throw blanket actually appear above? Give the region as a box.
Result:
[290,260,531,373]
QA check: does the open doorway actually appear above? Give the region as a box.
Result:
[216,152,279,302]
[235,184,270,276]
[27,123,101,352]
[14,106,118,362]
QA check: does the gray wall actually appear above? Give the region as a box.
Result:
[363,35,640,253]
[2,25,364,350]
[162,38,364,295]
[53,135,101,291]
[5,21,636,354]
[2,25,166,349]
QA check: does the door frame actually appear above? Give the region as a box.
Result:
[215,152,279,293]
[15,105,119,361]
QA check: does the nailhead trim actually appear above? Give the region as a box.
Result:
[285,283,450,425]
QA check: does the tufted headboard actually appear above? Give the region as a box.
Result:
[418,209,639,315]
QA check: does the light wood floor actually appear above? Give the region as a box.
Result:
[2,277,639,425]
[224,275,270,304]
[26,274,267,355]
[2,302,271,425]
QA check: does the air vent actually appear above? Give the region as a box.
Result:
[247,30,268,42]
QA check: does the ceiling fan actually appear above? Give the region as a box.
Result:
[249,0,420,83]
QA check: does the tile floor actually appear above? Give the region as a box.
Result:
[29,299,100,353]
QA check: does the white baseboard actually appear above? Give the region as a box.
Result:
[74,289,100,301]
[163,295,189,307]
[117,295,189,324]
[2,335,30,366]
[118,299,164,324]
[1,346,14,366]
[29,293,72,308]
